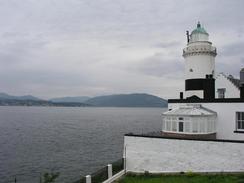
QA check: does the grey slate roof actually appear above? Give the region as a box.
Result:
[227,75,241,88]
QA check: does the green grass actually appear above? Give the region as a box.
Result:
[117,173,244,183]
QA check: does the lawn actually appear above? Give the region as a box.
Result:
[117,173,244,183]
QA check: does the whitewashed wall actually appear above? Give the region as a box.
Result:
[184,53,215,80]
[215,73,240,98]
[124,136,244,173]
[168,103,244,140]
[185,90,203,98]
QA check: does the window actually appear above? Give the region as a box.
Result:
[162,119,165,131]
[166,121,171,131]
[163,115,216,134]
[184,122,190,132]
[172,121,177,131]
[192,122,198,133]
[199,120,205,133]
[217,88,226,99]
[236,112,244,131]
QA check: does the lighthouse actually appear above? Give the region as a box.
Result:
[161,22,244,140]
[183,22,217,99]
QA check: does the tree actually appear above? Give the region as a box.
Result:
[40,172,60,183]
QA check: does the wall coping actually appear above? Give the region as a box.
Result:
[168,98,244,103]
[124,133,244,143]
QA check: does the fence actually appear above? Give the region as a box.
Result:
[13,158,124,183]
[73,158,124,183]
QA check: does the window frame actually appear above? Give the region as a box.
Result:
[236,112,244,131]
[217,88,226,99]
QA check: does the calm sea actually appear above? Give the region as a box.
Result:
[0,106,166,183]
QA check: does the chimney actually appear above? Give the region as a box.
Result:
[240,68,244,84]
[240,68,244,99]
[240,84,244,99]
[180,92,183,99]
[203,76,215,100]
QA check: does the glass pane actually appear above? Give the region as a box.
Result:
[162,120,165,130]
[241,121,244,129]
[238,121,241,129]
[200,121,205,133]
[238,112,241,120]
[241,113,244,120]
[166,121,171,131]
[207,120,212,132]
[185,122,190,132]
[192,122,198,133]
[172,122,177,131]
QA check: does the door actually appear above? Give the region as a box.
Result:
[179,122,184,132]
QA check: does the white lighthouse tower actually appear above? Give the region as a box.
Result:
[183,22,217,99]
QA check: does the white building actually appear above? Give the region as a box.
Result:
[123,22,244,174]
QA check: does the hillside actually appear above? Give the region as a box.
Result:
[50,96,90,103]
[0,99,90,107]
[0,92,167,107]
[86,94,167,107]
[0,93,90,107]
[0,92,41,101]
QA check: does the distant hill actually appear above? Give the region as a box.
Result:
[86,94,167,107]
[0,92,90,107]
[50,96,90,103]
[0,99,91,107]
[0,92,41,101]
[0,92,167,107]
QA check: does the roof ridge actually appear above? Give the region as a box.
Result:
[217,72,240,90]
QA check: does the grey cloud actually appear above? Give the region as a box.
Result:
[220,42,244,57]
[216,59,243,78]
[153,41,181,48]
[133,53,184,78]
[241,58,244,64]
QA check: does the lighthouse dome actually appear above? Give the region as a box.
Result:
[191,22,209,35]
[189,22,209,43]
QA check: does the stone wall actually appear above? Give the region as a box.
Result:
[124,135,244,173]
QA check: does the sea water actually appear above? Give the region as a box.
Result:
[0,106,165,183]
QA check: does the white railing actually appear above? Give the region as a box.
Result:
[84,164,125,183]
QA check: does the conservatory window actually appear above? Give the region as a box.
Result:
[162,119,165,131]
[163,115,216,134]
[184,122,191,133]
[199,120,205,133]
[166,121,171,131]
[172,121,177,131]
[192,122,198,133]
[236,112,244,131]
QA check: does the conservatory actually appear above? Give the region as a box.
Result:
[162,105,217,134]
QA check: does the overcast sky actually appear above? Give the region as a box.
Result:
[0,0,244,99]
